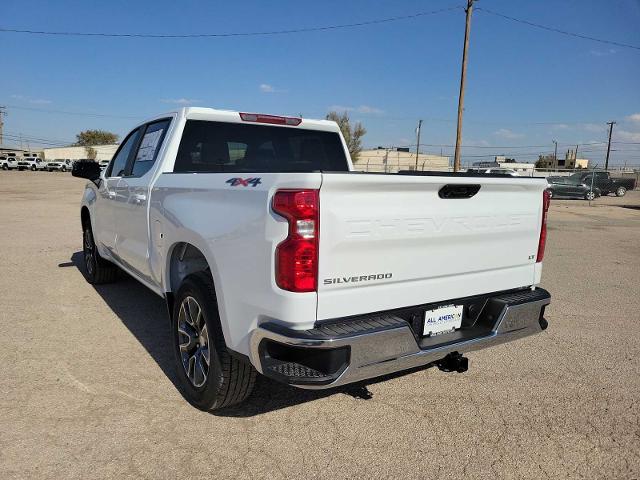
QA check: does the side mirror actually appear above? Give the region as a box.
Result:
[72,159,101,182]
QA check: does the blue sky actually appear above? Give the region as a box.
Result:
[1,0,639,165]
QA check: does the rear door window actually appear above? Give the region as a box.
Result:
[174,120,349,173]
[128,119,171,177]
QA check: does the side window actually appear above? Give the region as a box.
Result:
[106,128,141,177]
[129,119,171,177]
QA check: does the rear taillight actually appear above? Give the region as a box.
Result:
[272,190,319,292]
[536,189,551,262]
[239,112,302,126]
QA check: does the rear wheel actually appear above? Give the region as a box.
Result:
[172,272,256,411]
[82,222,119,284]
[2,164,7,170]
[31,165,36,171]
[616,186,627,197]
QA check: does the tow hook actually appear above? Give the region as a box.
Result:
[436,352,469,373]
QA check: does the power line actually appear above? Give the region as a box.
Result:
[4,104,143,119]
[0,6,462,39]
[3,130,76,144]
[476,7,640,51]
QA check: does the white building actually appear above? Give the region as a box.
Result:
[354,148,449,173]
[43,144,118,161]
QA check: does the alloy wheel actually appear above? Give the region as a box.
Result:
[83,228,95,276]
[177,296,210,388]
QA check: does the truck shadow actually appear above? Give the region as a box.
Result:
[69,251,435,417]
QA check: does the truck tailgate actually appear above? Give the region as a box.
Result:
[317,173,546,320]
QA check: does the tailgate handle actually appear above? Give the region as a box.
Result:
[439,184,481,199]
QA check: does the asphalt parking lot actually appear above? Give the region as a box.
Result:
[1,172,639,479]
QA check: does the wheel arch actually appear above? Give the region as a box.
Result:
[164,241,227,335]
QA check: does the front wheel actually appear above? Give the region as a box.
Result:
[616,186,627,197]
[31,165,36,171]
[584,191,596,201]
[61,166,67,172]
[82,223,119,284]
[2,164,7,170]
[172,273,256,411]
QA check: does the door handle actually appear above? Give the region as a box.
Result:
[133,193,147,204]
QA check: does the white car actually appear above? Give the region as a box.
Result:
[74,107,551,410]
[46,159,73,172]
[17,157,47,171]
[467,167,520,176]
[1,155,19,170]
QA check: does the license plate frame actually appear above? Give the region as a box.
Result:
[423,304,463,337]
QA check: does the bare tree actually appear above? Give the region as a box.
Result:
[85,146,97,160]
[326,111,366,161]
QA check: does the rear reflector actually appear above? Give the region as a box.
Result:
[536,189,551,262]
[272,190,319,292]
[239,112,302,126]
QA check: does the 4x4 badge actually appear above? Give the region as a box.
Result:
[226,177,262,187]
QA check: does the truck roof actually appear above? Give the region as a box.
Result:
[142,107,340,133]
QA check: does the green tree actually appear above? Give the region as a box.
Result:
[76,129,119,146]
[326,111,366,161]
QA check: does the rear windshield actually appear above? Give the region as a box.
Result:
[174,120,349,173]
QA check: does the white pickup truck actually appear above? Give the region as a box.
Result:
[73,107,551,410]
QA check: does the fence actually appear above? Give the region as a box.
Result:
[352,160,640,188]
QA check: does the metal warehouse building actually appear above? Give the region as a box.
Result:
[42,144,118,161]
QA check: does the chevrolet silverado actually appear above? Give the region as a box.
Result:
[73,107,552,410]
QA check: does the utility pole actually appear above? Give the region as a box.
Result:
[605,121,616,171]
[414,119,423,170]
[552,140,558,167]
[574,144,579,168]
[0,106,6,146]
[453,0,475,172]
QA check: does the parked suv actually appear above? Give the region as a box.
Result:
[46,159,73,172]
[1,155,19,170]
[17,157,46,171]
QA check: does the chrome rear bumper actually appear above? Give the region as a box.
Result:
[249,288,550,389]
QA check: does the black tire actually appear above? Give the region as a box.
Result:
[31,165,36,171]
[82,222,119,284]
[2,164,7,170]
[61,166,67,172]
[584,191,596,201]
[615,186,627,197]
[172,272,256,411]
